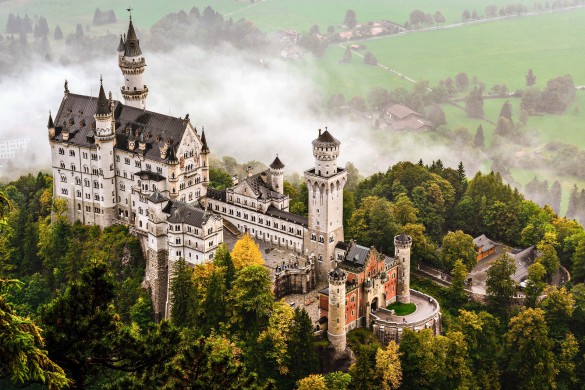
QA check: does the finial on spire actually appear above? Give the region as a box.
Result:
[127,6,133,21]
[64,79,69,94]
[100,74,103,85]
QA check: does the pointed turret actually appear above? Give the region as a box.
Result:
[47,112,55,140]
[96,77,111,116]
[124,19,142,57]
[201,128,209,153]
[270,156,285,169]
[167,142,178,164]
[117,34,125,52]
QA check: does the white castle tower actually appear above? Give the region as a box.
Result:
[304,129,347,279]
[269,155,285,194]
[327,267,347,354]
[94,78,117,225]
[394,233,413,304]
[118,15,148,109]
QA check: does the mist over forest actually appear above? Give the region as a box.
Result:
[0,5,478,181]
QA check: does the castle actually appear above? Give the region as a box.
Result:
[48,17,440,348]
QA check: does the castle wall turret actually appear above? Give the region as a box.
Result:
[94,80,117,227]
[327,268,347,354]
[394,233,413,304]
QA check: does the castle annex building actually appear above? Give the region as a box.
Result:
[48,17,441,348]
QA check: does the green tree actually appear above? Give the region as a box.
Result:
[347,196,399,255]
[441,230,477,271]
[450,310,501,389]
[40,261,119,388]
[209,167,233,190]
[539,286,574,341]
[169,258,196,328]
[524,262,546,307]
[486,252,517,315]
[344,9,357,28]
[287,308,318,383]
[499,100,513,121]
[525,69,536,86]
[228,265,273,338]
[212,242,235,289]
[348,343,379,390]
[465,87,484,118]
[537,243,560,279]
[130,295,154,330]
[0,279,69,389]
[0,190,10,222]
[503,308,557,389]
[324,371,352,389]
[449,259,468,306]
[341,45,352,63]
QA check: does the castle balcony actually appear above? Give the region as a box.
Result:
[119,57,146,68]
[121,86,149,96]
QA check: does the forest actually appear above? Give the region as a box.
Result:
[2,159,585,389]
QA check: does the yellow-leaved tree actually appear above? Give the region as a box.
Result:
[231,233,264,269]
[297,374,327,390]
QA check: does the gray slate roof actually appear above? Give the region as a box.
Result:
[312,129,340,148]
[124,20,142,57]
[266,206,308,227]
[53,93,188,163]
[473,234,496,252]
[269,156,285,169]
[167,202,216,228]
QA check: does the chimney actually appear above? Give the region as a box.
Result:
[246,166,253,177]
[318,128,322,136]
[232,174,239,186]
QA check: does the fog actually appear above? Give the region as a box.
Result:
[0,40,474,181]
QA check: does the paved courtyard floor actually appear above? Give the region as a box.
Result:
[373,293,437,324]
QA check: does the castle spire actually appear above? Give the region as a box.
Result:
[117,34,125,52]
[96,76,111,115]
[47,111,54,129]
[201,128,209,152]
[124,17,142,56]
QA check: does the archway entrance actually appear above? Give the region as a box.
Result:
[371,297,378,312]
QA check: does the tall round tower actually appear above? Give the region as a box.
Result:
[327,267,347,354]
[269,155,285,194]
[167,141,180,199]
[394,233,413,304]
[304,129,347,280]
[119,17,148,109]
[94,78,117,227]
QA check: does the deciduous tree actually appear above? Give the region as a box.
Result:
[376,340,402,390]
[486,252,517,314]
[230,234,263,270]
[441,230,477,271]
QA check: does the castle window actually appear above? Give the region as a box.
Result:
[85,193,90,199]
[86,206,91,212]
[125,158,130,165]
[311,234,316,241]
[76,190,81,198]
[157,167,163,174]
[60,175,67,183]
[135,161,141,168]
[92,168,98,175]
[146,163,151,170]
[58,148,64,155]
[318,236,324,243]
[93,181,99,189]
[69,150,75,157]
[75,177,81,185]
[176,238,180,244]
[71,164,76,171]
[61,188,68,195]
[329,235,334,243]
[84,179,89,187]
[60,161,65,168]
[91,153,97,160]
[94,194,99,200]
[116,156,120,162]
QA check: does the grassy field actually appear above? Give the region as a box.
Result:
[387,301,417,315]
[0,0,536,37]
[362,9,585,93]
[229,0,534,32]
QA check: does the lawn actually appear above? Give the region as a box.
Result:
[362,9,585,92]
[387,301,417,315]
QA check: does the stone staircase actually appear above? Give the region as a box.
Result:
[223,218,243,238]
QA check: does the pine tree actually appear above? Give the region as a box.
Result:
[202,266,227,332]
[341,46,352,63]
[169,258,196,327]
[287,308,318,382]
[525,69,537,86]
[465,87,484,118]
[213,242,235,289]
[499,100,513,122]
[53,24,63,40]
